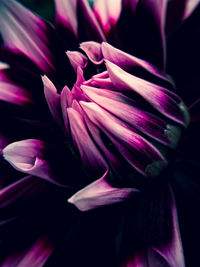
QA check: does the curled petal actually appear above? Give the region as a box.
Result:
[80,41,104,64]
[55,0,105,42]
[80,101,167,176]
[0,0,54,72]
[81,85,181,147]
[3,139,61,185]
[67,107,107,174]
[68,170,137,211]
[105,60,189,126]
[93,0,122,35]
[66,51,88,71]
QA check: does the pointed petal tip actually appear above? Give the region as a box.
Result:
[0,62,10,70]
[66,50,88,71]
[67,170,138,211]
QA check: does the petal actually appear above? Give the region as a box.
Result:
[3,139,62,186]
[68,170,137,211]
[80,101,167,176]
[66,51,88,71]
[80,41,104,65]
[183,0,200,20]
[42,75,62,125]
[60,86,73,135]
[116,0,167,69]
[55,0,105,42]
[0,69,32,106]
[67,106,107,175]
[93,0,122,35]
[105,60,189,126]
[81,85,181,147]
[102,42,171,84]
[1,236,55,267]
[0,0,54,73]
[165,0,200,35]
[152,186,185,267]
[0,175,46,208]
[122,186,185,267]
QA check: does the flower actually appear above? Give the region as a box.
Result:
[0,0,200,266]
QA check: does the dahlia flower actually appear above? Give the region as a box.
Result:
[0,0,200,266]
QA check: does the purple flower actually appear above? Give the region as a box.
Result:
[0,0,200,266]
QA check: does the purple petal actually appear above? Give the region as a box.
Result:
[1,236,55,267]
[2,139,62,186]
[80,101,167,176]
[68,170,137,211]
[166,0,200,35]
[0,68,32,106]
[152,186,185,267]
[66,51,88,71]
[42,75,62,125]
[0,175,46,208]
[0,0,55,73]
[102,42,171,83]
[80,41,104,64]
[105,60,189,126]
[93,0,122,35]
[183,0,200,20]
[60,86,73,135]
[122,186,185,267]
[115,0,167,69]
[55,0,105,42]
[81,85,181,147]
[0,62,9,70]
[67,107,107,174]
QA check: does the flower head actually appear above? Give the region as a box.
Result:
[0,0,200,266]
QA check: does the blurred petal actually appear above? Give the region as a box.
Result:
[166,0,200,35]
[0,69,31,106]
[152,186,185,267]
[80,101,167,176]
[122,186,185,267]
[1,236,55,267]
[3,139,61,185]
[183,0,200,20]
[106,60,189,126]
[55,0,105,42]
[0,175,46,208]
[93,0,122,35]
[68,170,137,211]
[81,85,181,147]
[0,0,54,73]
[109,0,167,69]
